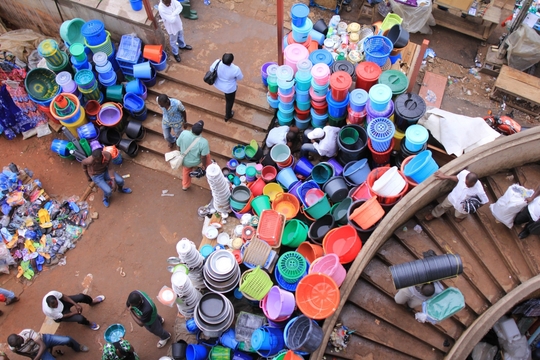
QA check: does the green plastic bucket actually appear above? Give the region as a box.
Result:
[209,345,231,360]
[339,127,359,145]
[106,84,124,102]
[282,219,308,247]
[328,114,346,127]
[305,195,331,219]
[331,197,353,225]
[252,195,271,216]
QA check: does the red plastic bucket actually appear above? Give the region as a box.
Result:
[330,71,352,102]
[294,105,310,120]
[311,101,327,115]
[355,61,382,91]
[368,138,394,165]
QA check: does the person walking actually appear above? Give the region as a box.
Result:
[300,126,340,159]
[7,328,89,359]
[102,339,139,360]
[42,290,105,330]
[158,0,192,63]
[158,94,187,148]
[210,53,243,122]
[394,282,444,309]
[513,185,540,239]
[0,288,19,316]
[82,148,132,208]
[176,120,211,191]
[424,170,489,222]
[126,290,171,348]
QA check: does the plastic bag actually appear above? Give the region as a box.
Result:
[422,287,465,323]
[472,342,498,360]
[506,25,540,71]
[490,184,532,228]
[389,0,436,34]
[0,242,16,274]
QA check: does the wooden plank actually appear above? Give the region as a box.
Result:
[417,213,506,305]
[419,72,446,109]
[431,7,492,40]
[326,334,416,360]
[434,0,473,12]
[339,304,444,360]
[407,40,429,93]
[493,66,540,106]
[349,279,455,352]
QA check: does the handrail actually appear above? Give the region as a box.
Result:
[312,126,540,360]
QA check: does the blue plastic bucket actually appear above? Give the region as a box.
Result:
[124,92,145,112]
[277,167,298,190]
[294,115,311,130]
[405,124,429,152]
[294,157,314,177]
[277,78,295,94]
[390,53,402,64]
[126,79,144,95]
[150,51,168,71]
[295,88,310,103]
[311,78,330,96]
[98,73,117,87]
[312,163,333,184]
[133,62,152,79]
[309,49,334,67]
[369,84,393,112]
[295,71,311,91]
[296,100,310,111]
[111,152,123,165]
[186,344,208,360]
[290,3,310,27]
[51,139,70,156]
[267,94,279,109]
[277,114,294,126]
[309,29,325,45]
[220,328,239,350]
[328,158,343,176]
[403,150,439,183]
[327,91,349,118]
[310,109,328,128]
[343,159,371,185]
[278,101,294,113]
[291,18,313,43]
[130,107,148,121]
[142,68,157,88]
[349,89,368,112]
[77,122,97,139]
[367,117,395,152]
[81,20,106,46]
[130,0,143,11]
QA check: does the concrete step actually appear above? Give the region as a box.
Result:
[156,63,272,114]
[143,96,267,145]
[147,81,273,133]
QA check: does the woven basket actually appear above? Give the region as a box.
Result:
[243,238,272,267]
[239,266,273,301]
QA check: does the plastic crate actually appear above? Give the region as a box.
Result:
[116,35,142,64]
[256,210,285,247]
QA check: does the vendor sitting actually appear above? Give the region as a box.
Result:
[265,125,299,150]
[300,126,340,159]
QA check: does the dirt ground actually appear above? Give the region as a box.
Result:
[0,134,211,359]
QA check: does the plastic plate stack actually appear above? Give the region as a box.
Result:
[206,163,231,214]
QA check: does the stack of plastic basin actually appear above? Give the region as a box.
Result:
[309,49,334,67]
[348,89,368,125]
[75,69,102,102]
[116,34,142,77]
[284,44,309,74]
[93,51,116,87]
[356,61,382,91]
[292,16,313,43]
[277,65,295,125]
[266,64,279,108]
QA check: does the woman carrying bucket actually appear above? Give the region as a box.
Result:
[209,53,243,122]
[157,94,187,149]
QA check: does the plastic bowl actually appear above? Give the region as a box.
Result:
[25,68,60,101]
[104,324,126,343]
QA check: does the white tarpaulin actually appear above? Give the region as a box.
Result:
[418,108,501,156]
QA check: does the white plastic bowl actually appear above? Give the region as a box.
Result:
[372,166,406,197]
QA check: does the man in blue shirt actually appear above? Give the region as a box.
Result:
[158,94,187,148]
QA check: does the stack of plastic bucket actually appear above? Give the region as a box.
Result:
[50,93,88,136]
[294,59,312,129]
[55,71,79,98]
[284,44,309,74]
[348,89,368,126]
[378,70,408,100]
[69,43,91,72]
[38,39,67,69]
[261,62,277,87]
[291,3,312,44]
[93,51,117,87]
[310,63,330,128]
[327,71,352,127]
[277,65,295,125]
[82,20,114,57]
[367,117,395,166]
[309,49,334,67]
[266,64,279,109]
[396,124,429,166]
[356,61,382,92]
[75,69,102,102]
[285,32,312,50]
[393,92,427,132]
[367,84,393,125]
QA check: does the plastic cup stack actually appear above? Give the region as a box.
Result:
[176,238,206,289]
[171,271,202,317]
[206,163,231,213]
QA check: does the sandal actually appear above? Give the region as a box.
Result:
[424,213,435,221]
[91,295,106,305]
[157,334,171,348]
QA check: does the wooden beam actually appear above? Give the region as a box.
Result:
[407,39,429,93]
[277,0,284,66]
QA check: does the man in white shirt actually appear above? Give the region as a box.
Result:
[395,282,444,309]
[158,0,192,63]
[7,328,88,359]
[265,125,299,149]
[514,185,540,239]
[42,290,105,331]
[425,170,489,222]
[210,53,243,122]
[300,126,340,158]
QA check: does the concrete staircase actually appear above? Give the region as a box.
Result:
[129,63,274,190]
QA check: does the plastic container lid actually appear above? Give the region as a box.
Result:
[38,39,59,57]
[367,117,395,142]
[267,64,279,77]
[330,71,352,92]
[309,49,333,66]
[311,63,330,80]
[55,71,72,86]
[378,70,409,95]
[276,65,294,82]
[394,93,427,120]
[349,89,368,107]
[69,43,85,57]
[331,60,355,77]
[347,22,361,33]
[81,19,105,37]
[296,59,313,73]
[284,44,310,64]
[291,3,310,19]
[369,84,392,105]
[356,61,382,82]
[93,52,109,67]
[405,124,429,145]
[295,70,312,82]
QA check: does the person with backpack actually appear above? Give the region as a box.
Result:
[176,120,211,191]
[102,339,138,360]
[513,185,540,239]
[126,290,171,348]
[424,170,488,222]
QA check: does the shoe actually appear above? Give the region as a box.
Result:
[180,45,192,50]
[90,322,100,331]
[519,229,530,239]
[161,316,165,325]
[120,187,132,194]
[424,213,435,221]
[92,295,106,305]
[5,296,19,305]
[80,345,89,352]
[157,333,171,348]
[174,54,181,63]
[224,110,235,122]
[102,198,110,208]
[190,10,198,15]
[168,141,175,149]
[182,187,189,191]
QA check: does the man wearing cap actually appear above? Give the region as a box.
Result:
[176,120,211,191]
[265,125,299,149]
[300,126,340,159]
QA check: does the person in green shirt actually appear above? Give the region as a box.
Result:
[102,339,139,360]
[176,120,211,191]
[126,290,171,348]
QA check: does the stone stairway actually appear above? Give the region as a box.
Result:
[130,63,274,190]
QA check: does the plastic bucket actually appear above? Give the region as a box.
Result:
[99,127,122,146]
[85,100,101,122]
[209,346,231,360]
[270,144,291,163]
[251,195,271,216]
[286,315,324,353]
[322,176,348,203]
[295,71,311,91]
[60,107,87,136]
[126,79,144,95]
[366,167,409,204]
[133,62,152,79]
[262,166,277,182]
[349,88,368,112]
[187,344,209,360]
[291,18,313,43]
[369,84,393,112]
[343,159,370,185]
[81,20,106,46]
[123,92,145,112]
[278,89,296,103]
[118,139,139,158]
[394,92,427,132]
[276,167,298,190]
[337,124,368,164]
[331,197,352,225]
[293,157,313,177]
[310,254,346,287]
[326,92,349,118]
[294,115,311,130]
[329,71,352,102]
[349,196,384,230]
[143,44,164,63]
[265,286,296,320]
[282,219,309,247]
[220,329,239,350]
[368,138,394,165]
[304,195,331,220]
[403,150,439,183]
[77,122,98,139]
[404,124,429,152]
[290,3,309,27]
[323,225,362,264]
[295,88,310,103]
[355,61,381,91]
[296,241,324,264]
[308,214,335,245]
[339,126,360,150]
[312,163,333,185]
[296,100,311,112]
[150,50,168,71]
[51,139,70,156]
